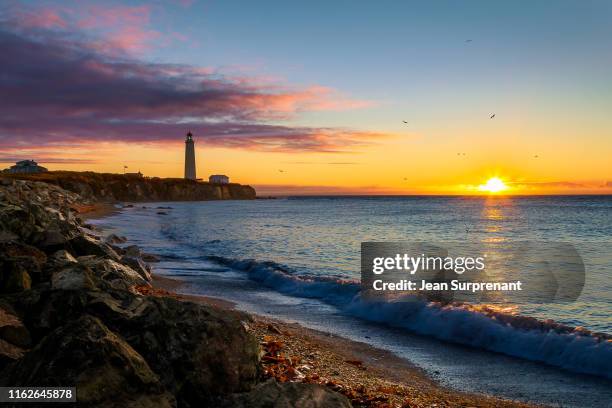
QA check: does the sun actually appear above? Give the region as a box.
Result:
[478,177,508,193]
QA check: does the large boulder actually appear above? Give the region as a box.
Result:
[4,315,175,407]
[0,261,32,293]
[0,305,31,348]
[226,379,353,408]
[0,204,38,243]
[0,304,30,366]
[105,234,127,244]
[46,249,78,270]
[120,256,152,282]
[69,234,120,261]
[79,256,150,289]
[0,338,25,365]
[51,264,98,291]
[3,289,89,343]
[0,241,47,287]
[123,245,142,258]
[86,292,260,406]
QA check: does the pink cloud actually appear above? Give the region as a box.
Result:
[76,5,159,53]
[76,5,152,29]
[0,3,381,156]
[5,3,161,54]
[14,7,67,29]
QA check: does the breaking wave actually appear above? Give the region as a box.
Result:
[210,255,612,380]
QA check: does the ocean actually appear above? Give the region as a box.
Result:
[91,196,612,407]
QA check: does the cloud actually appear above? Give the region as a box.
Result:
[253,184,407,196]
[79,5,161,54]
[508,180,612,192]
[283,161,361,165]
[0,7,380,155]
[13,7,67,29]
[0,156,97,164]
[509,181,587,189]
[7,3,161,54]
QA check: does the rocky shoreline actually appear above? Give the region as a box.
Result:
[1,171,256,202]
[0,179,349,407]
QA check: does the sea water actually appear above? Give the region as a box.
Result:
[91,196,612,407]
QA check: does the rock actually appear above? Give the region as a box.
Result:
[0,262,32,293]
[0,204,37,242]
[142,253,161,263]
[0,179,265,407]
[69,234,120,261]
[79,257,149,288]
[35,229,69,251]
[78,229,101,239]
[105,233,127,244]
[0,230,19,242]
[85,293,260,406]
[0,338,25,365]
[3,289,89,342]
[120,256,151,282]
[4,315,175,407]
[226,379,352,408]
[109,243,126,255]
[0,305,31,348]
[123,245,142,258]
[43,206,65,222]
[51,264,97,291]
[267,323,283,335]
[46,249,78,270]
[157,211,168,215]
[0,241,47,266]
[0,241,47,286]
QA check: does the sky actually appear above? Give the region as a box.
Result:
[1,0,611,194]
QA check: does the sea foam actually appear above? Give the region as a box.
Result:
[211,256,612,380]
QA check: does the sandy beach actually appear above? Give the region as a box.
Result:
[152,274,537,408]
[75,202,120,220]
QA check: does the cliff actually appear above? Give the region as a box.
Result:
[0,171,256,202]
[0,179,350,407]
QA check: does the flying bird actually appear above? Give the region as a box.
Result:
[402,120,409,124]
[465,39,473,43]
[533,155,539,158]
[278,169,285,173]
[490,113,496,119]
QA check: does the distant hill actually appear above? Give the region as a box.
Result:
[0,171,256,202]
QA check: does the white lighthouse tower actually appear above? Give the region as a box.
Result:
[184,131,197,180]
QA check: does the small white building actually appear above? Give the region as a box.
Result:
[209,174,229,184]
[3,160,48,174]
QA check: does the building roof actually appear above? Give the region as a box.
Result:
[15,159,38,166]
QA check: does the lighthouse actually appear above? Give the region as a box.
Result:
[184,131,196,180]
